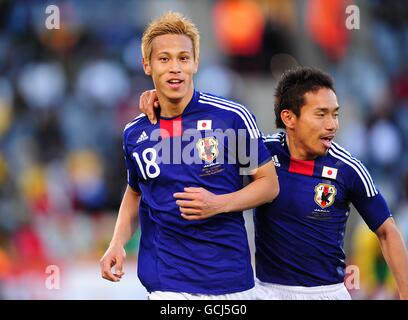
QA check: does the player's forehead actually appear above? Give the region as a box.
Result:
[151,34,194,56]
[302,88,339,112]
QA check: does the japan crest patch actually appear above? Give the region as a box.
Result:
[196,137,219,163]
[314,183,337,209]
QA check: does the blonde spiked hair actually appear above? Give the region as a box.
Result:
[141,11,200,63]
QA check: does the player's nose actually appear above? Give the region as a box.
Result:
[325,117,338,131]
[169,60,182,73]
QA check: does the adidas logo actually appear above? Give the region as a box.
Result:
[272,155,280,167]
[136,131,148,144]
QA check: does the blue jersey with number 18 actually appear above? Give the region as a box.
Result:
[123,90,271,294]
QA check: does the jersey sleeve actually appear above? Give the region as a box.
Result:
[348,165,392,231]
[236,111,271,174]
[123,130,141,192]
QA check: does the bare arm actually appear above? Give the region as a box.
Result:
[100,186,141,282]
[375,217,408,299]
[174,161,279,220]
[220,161,279,213]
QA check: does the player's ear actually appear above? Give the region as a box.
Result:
[281,109,296,129]
[193,59,199,74]
[142,58,152,76]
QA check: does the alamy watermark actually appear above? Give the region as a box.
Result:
[129,128,260,178]
[45,5,60,30]
[45,265,61,290]
[344,264,360,290]
[345,5,360,30]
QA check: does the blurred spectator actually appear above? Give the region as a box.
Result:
[213,0,265,57]
[17,62,66,110]
[76,60,129,108]
[66,150,107,212]
[367,118,403,168]
[306,0,350,63]
[369,0,408,77]
[212,0,293,73]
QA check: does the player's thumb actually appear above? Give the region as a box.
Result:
[115,257,125,277]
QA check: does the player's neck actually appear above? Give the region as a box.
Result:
[286,132,317,161]
[157,87,194,118]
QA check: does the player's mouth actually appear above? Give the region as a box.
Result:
[167,79,184,89]
[320,135,335,149]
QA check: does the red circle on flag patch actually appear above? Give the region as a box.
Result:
[202,123,206,127]
[328,170,332,175]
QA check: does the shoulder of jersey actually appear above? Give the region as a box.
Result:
[263,132,285,144]
[197,91,261,139]
[123,113,148,134]
[328,141,378,197]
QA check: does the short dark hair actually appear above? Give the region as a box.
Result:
[274,67,335,129]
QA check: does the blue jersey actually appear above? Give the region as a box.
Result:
[123,90,271,294]
[255,132,392,287]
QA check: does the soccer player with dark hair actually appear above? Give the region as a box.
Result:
[140,66,408,299]
[99,11,279,300]
[259,67,408,299]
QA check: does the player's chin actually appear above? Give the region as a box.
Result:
[322,148,330,156]
[315,147,329,157]
[166,91,185,102]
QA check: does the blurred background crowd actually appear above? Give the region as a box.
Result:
[0,0,407,299]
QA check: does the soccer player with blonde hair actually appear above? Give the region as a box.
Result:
[100,11,279,300]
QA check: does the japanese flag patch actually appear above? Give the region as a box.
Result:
[322,166,338,180]
[197,120,212,130]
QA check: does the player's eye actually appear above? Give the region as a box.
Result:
[180,56,190,61]
[159,57,169,62]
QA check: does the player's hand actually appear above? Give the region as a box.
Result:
[100,243,126,282]
[139,89,159,124]
[400,292,408,300]
[174,187,226,220]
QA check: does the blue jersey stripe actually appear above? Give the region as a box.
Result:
[199,93,260,136]
[328,148,376,197]
[330,143,377,196]
[199,93,260,138]
[198,99,258,139]
[331,142,377,193]
[123,113,146,132]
